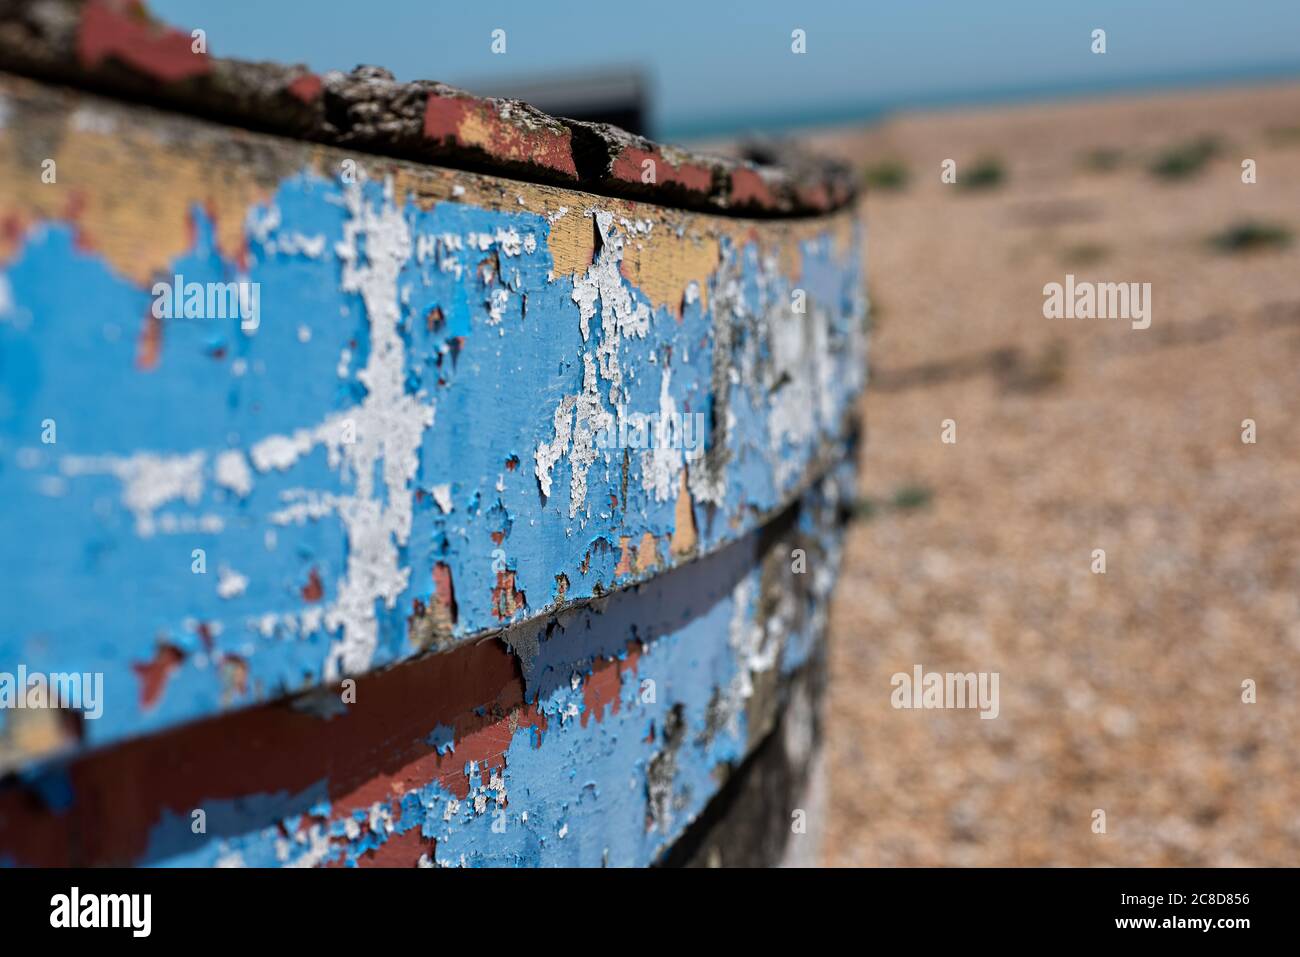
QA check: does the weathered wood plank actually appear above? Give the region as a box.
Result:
[0,466,853,866]
[0,72,865,765]
[0,0,855,217]
[0,1,868,866]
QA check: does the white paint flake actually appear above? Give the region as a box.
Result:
[286,824,334,868]
[641,365,683,503]
[237,178,434,677]
[715,575,781,739]
[250,434,305,472]
[214,450,253,497]
[61,451,206,536]
[214,847,247,868]
[488,288,510,324]
[534,211,648,517]
[534,395,575,501]
[495,227,523,257]
[318,178,434,677]
[217,565,249,599]
[431,483,454,514]
[276,233,327,258]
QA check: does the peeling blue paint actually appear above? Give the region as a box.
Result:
[1,166,864,760]
[134,474,848,867]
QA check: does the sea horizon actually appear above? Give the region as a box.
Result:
[659,58,1300,143]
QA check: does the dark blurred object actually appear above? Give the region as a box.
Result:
[466,69,648,135]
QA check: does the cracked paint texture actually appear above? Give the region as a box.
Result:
[0,470,850,867]
[0,77,867,867]
[1,193,863,757]
[0,87,865,784]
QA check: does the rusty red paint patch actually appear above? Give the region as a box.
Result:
[135,313,162,370]
[0,638,526,864]
[433,561,458,626]
[348,824,435,868]
[730,168,774,208]
[286,73,323,104]
[491,570,526,620]
[2,213,26,248]
[613,536,636,578]
[422,94,577,178]
[301,567,324,602]
[77,0,212,84]
[0,622,657,865]
[62,189,88,227]
[798,182,831,211]
[131,643,184,709]
[580,644,640,728]
[611,147,712,194]
[421,95,471,142]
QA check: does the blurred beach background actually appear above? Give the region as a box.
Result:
[811,86,1300,865]
[154,0,1300,865]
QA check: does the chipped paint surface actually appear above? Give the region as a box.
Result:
[0,468,853,867]
[0,78,866,759]
[0,69,866,865]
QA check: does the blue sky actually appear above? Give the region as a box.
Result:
[153,0,1300,139]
